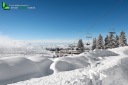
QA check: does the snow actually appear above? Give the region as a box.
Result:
[101,57,128,85]
[50,56,89,73]
[0,56,54,85]
[0,46,127,85]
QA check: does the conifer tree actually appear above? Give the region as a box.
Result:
[96,34,103,49]
[92,38,97,50]
[77,39,84,52]
[108,32,115,48]
[104,35,109,49]
[119,31,127,46]
[115,35,120,47]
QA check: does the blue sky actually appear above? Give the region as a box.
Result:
[0,0,128,43]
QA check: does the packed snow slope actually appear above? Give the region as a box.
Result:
[0,46,127,85]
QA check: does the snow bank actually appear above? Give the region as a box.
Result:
[50,60,76,73]
[108,46,128,55]
[0,56,53,85]
[34,58,53,76]
[8,68,85,85]
[0,57,39,85]
[87,49,118,59]
[50,56,89,73]
[9,47,128,85]
[101,57,128,85]
[50,49,118,74]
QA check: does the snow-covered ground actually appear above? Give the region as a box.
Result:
[0,46,128,85]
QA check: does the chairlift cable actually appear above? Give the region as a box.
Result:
[84,0,123,47]
[86,0,124,34]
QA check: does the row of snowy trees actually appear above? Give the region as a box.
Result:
[92,31,128,50]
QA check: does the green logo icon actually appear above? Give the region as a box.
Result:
[2,2,10,10]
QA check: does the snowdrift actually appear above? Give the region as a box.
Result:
[0,57,53,85]
[108,46,128,55]
[86,49,119,62]
[50,56,89,73]
[49,49,118,74]
[102,57,128,85]
[8,46,128,85]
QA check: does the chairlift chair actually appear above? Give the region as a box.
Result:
[86,33,92,38]
[109,28,116,34]
[86,43,90,46]
[86,33,92,46]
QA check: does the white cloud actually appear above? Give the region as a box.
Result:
[0,35,27,48]
[0,35,75,48]
[22,39,75,44]
[0,34,91,48]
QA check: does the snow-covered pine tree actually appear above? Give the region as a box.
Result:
[115,35,120,47]
[96,34,104,49]
[104,35,109,49]
[108,32,115,49]
[119,31,127,46]
[92,38,97,50]
[77,39,84,52]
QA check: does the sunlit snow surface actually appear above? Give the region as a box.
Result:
[0,46,127,85]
